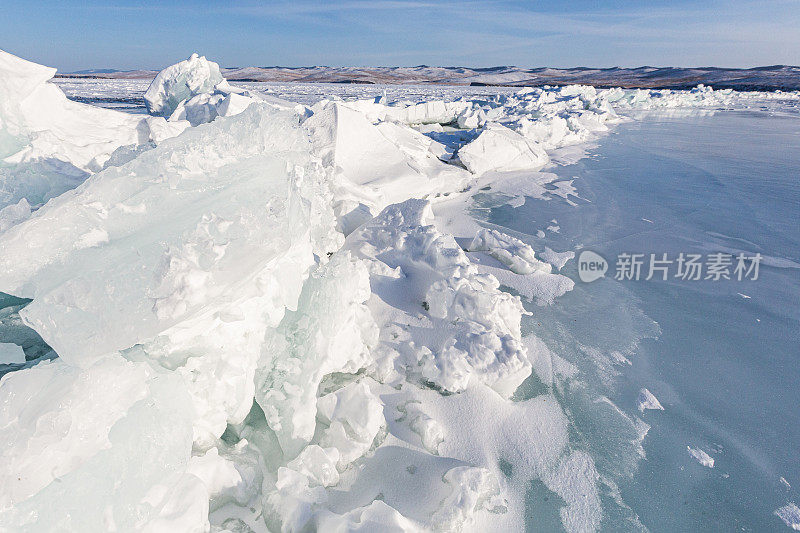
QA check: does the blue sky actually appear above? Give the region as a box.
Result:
[2,0,798,71]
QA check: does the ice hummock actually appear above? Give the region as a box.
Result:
[2,50,799,533]
[304,101,470,212]
[1,51,548,532]
[0,104,346,451]
[457,123,549,175]
[144,53,228,116]
[0,48,194,234]
[467,228,552,275]
[143,53,306,127]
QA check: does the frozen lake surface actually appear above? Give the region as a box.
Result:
[53,77,522,111]
[4,51,800,532]
[480,109,800,531]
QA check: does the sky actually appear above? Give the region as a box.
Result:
[1,0,799,71]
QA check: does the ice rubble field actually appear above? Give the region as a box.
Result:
[1,51,799,532]
[53,77,525,111]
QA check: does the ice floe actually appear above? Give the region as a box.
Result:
[687,446,715,468]
[637,388,665,412]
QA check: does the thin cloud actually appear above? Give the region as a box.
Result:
[226,1,447,17]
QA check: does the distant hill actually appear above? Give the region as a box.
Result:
[57,65,800,91]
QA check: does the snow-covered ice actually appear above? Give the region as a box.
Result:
[1,50,799,532]
[144,53,227,116]
[0,48,194,227]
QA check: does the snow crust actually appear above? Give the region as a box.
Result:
[2,51,796,532]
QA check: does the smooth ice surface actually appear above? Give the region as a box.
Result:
[481,110,800,531]
[0,342,24,364]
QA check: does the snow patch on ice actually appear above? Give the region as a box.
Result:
[540,247,575,271]
[345,199,532,397]
[468,228,552,275]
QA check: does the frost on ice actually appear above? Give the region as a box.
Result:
[2,50,797,532]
